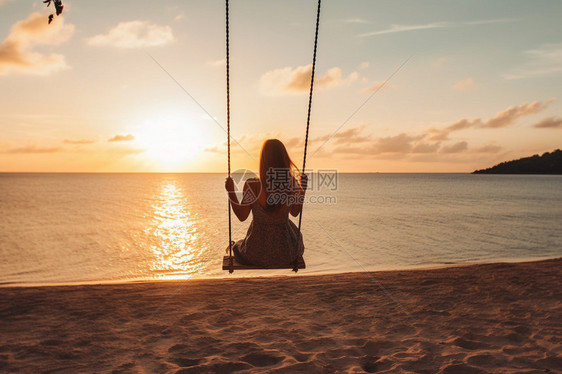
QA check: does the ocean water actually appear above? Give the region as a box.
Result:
[0,173,561,286]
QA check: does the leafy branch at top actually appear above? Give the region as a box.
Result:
[43,0,64,24]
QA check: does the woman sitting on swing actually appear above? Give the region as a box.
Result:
[225,139,307,268]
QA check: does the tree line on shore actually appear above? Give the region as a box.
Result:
[473,149,562,174]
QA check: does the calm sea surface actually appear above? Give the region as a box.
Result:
[1,173,561,286]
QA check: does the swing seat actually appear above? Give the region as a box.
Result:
[222,256,306,270]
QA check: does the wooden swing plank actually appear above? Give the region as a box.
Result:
[222,256,306,270]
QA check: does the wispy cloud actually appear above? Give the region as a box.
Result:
[342,18,370,24]
[0,12,74,75]
[260,64,358,94]
[432,57,448,68]
[203,118,513,161]
[412,141,440,154]
[305,100,551,157]
[325,130,503,157]
[441,141,468,153]
[208,58,225,67]
[503,43,562,80]
[359,61,369,69]
[358,18,514,38]
[108,134,135,142]
[482,100,548,128]
[359,22,449,37]
[465,19,516,26]
[87,21,174,48]
[312,131,439,157]
[372,133,424,154]
[63,139,95,145]
[4,145,63,154]
[204,133,282,155]
[533,116,562,129]
[106,146,145,155]
[362,80,388,93]
[428,100,552,140]
[452,77,475,91]
[474,144,502,153]
[313,124,371,145]
[203,97,550,161]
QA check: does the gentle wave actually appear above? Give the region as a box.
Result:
[1,173,561,286]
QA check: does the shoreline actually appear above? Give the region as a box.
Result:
[1,258,560,373]
[2,255,560,288]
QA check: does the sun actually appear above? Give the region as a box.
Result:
[135,111,211,170]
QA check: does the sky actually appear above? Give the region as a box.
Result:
[0,0,561,173]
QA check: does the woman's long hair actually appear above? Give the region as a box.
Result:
[259,139,300,211]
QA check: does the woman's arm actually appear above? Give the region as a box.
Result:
[225,177,252,221]
[290,173,308,217]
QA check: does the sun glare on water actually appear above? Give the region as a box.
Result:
[135,112,212,170]
[146,180,206,280]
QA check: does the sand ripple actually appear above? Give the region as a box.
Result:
[0,259,560,373]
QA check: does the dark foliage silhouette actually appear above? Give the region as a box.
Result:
[473,149,562,174]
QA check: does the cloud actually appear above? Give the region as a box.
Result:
[204,132,307,158]
[503,43,562,80]
[314,129,442,157]
[441,141,468,153]
[107,146,145,155]
[4,145,62,154]
[372,133,423,154]
[260,64,358,94]
[481,101,547,128]
[362,81,387,93]
[452,77,475,91]
[474,144,502,153]
[283,137,302,149]
[205,97,555,161]
[359,22,449,37]
[428,118,480,141]
[63,139,95,145]
[464,19,517,26]
[312,102,554,159]
[87,21,174,48]
[412,142,440,153]
[313,124,371,145]
[108,134,135,142]
[204,134,263,155]
[359,62,369,69]
[203,122,506,162]
[432,57,448,68]
[358,19,515,38]
[208,58,225,67]
[428,100,551,140]
[533,116,562,129]
[343,18,370,24]
[0,12,74,75]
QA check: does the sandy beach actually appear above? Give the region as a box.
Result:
[1,259,560,373]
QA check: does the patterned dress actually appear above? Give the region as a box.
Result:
[232,200,305,267]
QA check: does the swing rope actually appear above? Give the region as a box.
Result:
[226,0,234,273]
[294,0,321,272]
[225,0,321,273]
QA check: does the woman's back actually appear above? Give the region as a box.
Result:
[225,139,307,267]
[234,178,304,267]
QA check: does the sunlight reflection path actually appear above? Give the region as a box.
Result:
[146,179,205,279]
